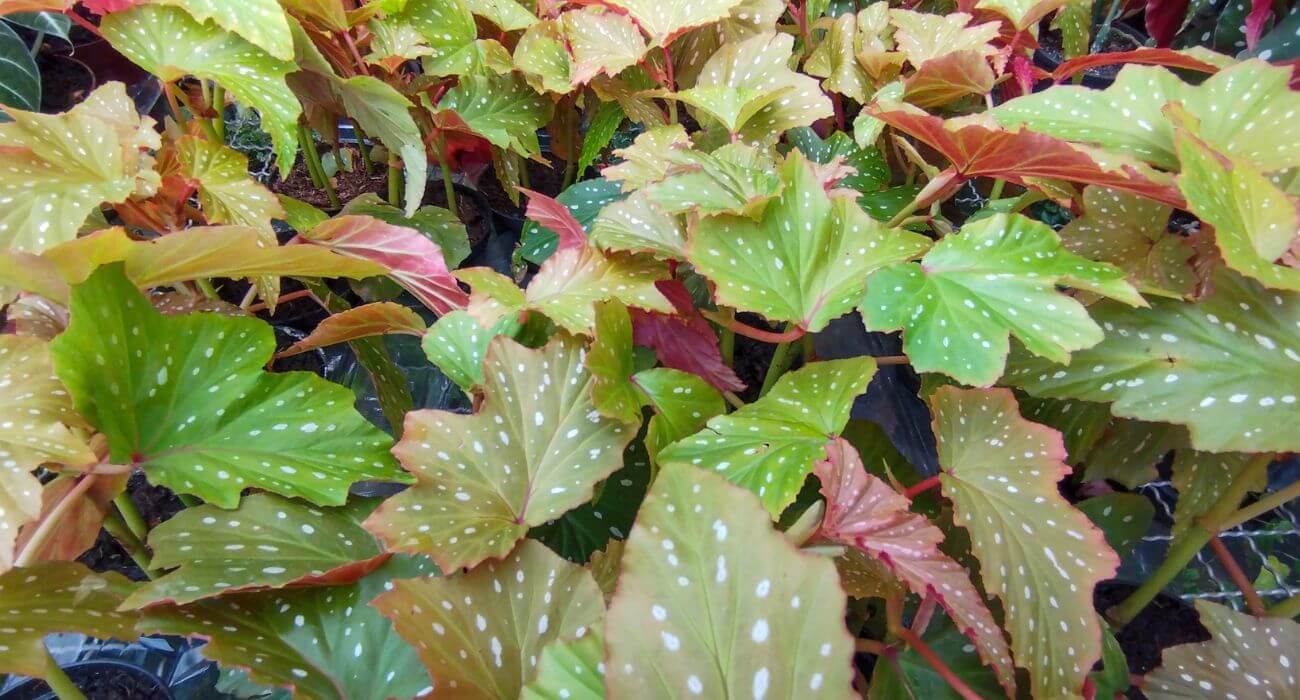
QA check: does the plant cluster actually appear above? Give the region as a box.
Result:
[0,0,1297,698]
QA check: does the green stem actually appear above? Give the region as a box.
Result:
[718,308,736,366]
[388,157,403,209]
[42,651,87,700]
[211,83,225,141]
[1110,454,1274,626]
[29,31,44,58]
[195,278,218,299]
[519,156,532,190]
[102,509,154,575]
[988,178,1005,200]
[1091,0,1124,55]
[298,123,340,209]
[433,147,456,216]
[1216,480,1300,533]
[353,120,373,174]
[886,194,925,228]
[759,324,798,397]
[1268,593,1300,619]
[112,493,150,545]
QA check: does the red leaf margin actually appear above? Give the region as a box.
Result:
[520,186,587,254]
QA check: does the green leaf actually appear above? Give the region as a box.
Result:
[863,213,1143,387]
[804,10,869,103]
[691,152,928,332]
[889,9,999,64]
[3,11,70,43]
[421,310,511,394]
[562,6,647,85]
[602,124,691,191]
[932,387,1119,700]
[0,563,139,680]
[459,246,672,336]
[514,19,572,94]
[141,556,434,700]
[173,136,283,232]
[588,190,687,260]
[103,5,301,177]
[1170,451,1263,539]
[577,101,624,176]
[1058,186,1194,297]
[333,76,427,217]
[521,632,605,700]
[1144,600,1299,700]
[467,0,536,31]
[644,143,783,218]
[521,178,626,264]
[1017,396,1113,464]
[156,0,294,59]
[365,336,638,572]
[396,0,478,76]
[688,32,832,144]
[786,128,889,195]
[0,21,38,111]
[529,437,651,562]
[603,0,747,46]
[0,336,95,571]
[1006,268,1300,453]
[341,193,470,268]
[1174,118,1300,292]
[124,494,384,608]
[49,264,407,508]
[606,463,856,697]
[374,541,604,698]
[867,614,1005,700]
[588,300,642,424]
[439,72,553,157]
[994,60,1300,172]
[277,194,330,232]
[0,82,159,253]
[658,357,876,517]
[1076,492,1154,558]
[632,367,726,461]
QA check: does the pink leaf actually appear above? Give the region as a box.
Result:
[299,215,469,315]
[1144,0,1190,47]
[814,437,1017,696]
[1246,0,1273,49]
[629,280,745,393]
[81,0,143,14]
[520,187,587,253]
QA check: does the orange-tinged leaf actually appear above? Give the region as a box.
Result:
[12,473,129,569]
[278,302,426,358]
[903,50,995,108]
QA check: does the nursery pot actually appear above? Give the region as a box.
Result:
[1033,21,1147,89]
[1,660,175,700]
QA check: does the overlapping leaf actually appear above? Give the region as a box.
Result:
[643,143,783,218]
[603,0,746,46]
[804,10,870,103]
[374,541,604,698]
[123,494,386,608]
[659,357,876,516]
[12,472,128,568]
[1169,451,1262,539]
[1143,600,1298,700]
[520,178,625,264]
[1005,268,1300,453]
[514,19,572,93]
[420,310,518,395]
[0,336,95,571]
[691,152,930,333]
[156,0,293,59]
[341,193,470,269]
[1058,186,1195,297]
[170,136,283,231]
[279,302,426,358]
[562,7,647,85]
[633,367,727,460]
[993,60,1300,172]
[521,632,605,700]
[102,5,301,175]
[606,464,856,698]
[814,437,1016,695]
[365,336,637,572]
[889,9,999,66]
[0,82,158,252]
[438,72,553,157]
[863,213,1142,387]
[587,300,642,425]
[589,191,688,259]
[602,124,692,190]
[629,280,745,393]
[931,387,1119,700]
[333,76,427,217]
[49,265,407,508]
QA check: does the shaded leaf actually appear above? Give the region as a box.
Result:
[1170,451,1262,539]
[334,76,427,217]
[171,136,283,231]
[1144,600,1298,700]
[12,472,127,568]
[0,21,39,110]
[1076,492,1154,558]
[521,177,625,264]
[602,124,691,191]
[867,614,1005,700]
[587,300,641,424]
[277,302,426,358]
[629,279,745,393]
[341,193,470,269]
[522,187,587,254]
[1058,186,1194,297]
[633,367,726,461]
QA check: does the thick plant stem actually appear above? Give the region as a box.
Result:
[702,310,805,343]
[759,324,798,397]
[14,474,99,567]
[433,146,456,216]
[353,120,373,173]
[1216,480,1300,532]
[211,83,226,141]
[1209,536,1267,615]
[988,178,1005,200]
[904,475,942,499]
[896,627,982,700]
[298,123,340,209]
[1111,453,1274,626]
[720,328,735,366]
[102,510,154,575]
[389,156,405,210]
[113,492,150,545]
[1268,593,1300,619]
[162,82,188,129]
[42,651,87,700]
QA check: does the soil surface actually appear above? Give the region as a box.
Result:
[731,314,784,401]
[270,150,388,210]
[77,528,148,582]
[10,663,171,700]
[478,155,566,219]
[1094,582,1210,697]
[37,53,94,113]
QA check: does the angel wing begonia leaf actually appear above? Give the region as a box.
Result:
[814,437,1016,695]
[0,81,158,253]
[902,50,996,109]
[629,280,745,393]
[300,215,469,315]
[458,246,672,336]
[12,472,128,569]
[1080,419,1185,487]
[0,336,95,571]
[587,300,642,425]
[603,0,746,46]
[670,0,783,87]
[1144,600,1298,699]
[521,178,625,264]
[364,336,637,572]
[1004,268,1300,453]
[1058,186,1195,297]
[155,0,293,59]
[975,0,1068,29]
[561,7,647,86]
[279,302,426,358]
[396,0,482,76]
[102,5,301,176]
[602,124,692,191]
[867,614,1006,700]
[785,127,890,195]
[888,9,999,66]
[49,265,407,508]
[0,563,139,680]
[521,187,586,254]
[606,463,856,698]
[140,556,434,700]
[633,367,727,461]
[374,541,604,698]
[171,136,283,231]
[467,0,535,31]
[931,386,1119,700]
[123,494,385,609]
[1174,120,1300,292]
[803,10,869,103]
[862,213,1143,387]
[528,437,651,563]
[688,32,832,144]
[521,632,605,700]
[438,72,553,157]
[588,190,688,260]
[340,193,470,268]
[514,19,572,94]
[993,60,1300,172]
[658,357,876,517]
[1169,451,1262,539]
[420,310,518,395]
[643,143,783,219]
[691,152,930,333]
[1076,492,1155,558]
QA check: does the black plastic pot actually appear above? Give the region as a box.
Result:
[0,634,224,700]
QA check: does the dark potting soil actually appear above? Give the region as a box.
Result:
[425,184,489,249]
[731,314,785,401]
[1094,582,1210,692]
[269,150,388,210]
[11,663,171,700]
[77,528,148,582]
[124,472,185,529]
[37,53,94,113]
[478,156,567,218]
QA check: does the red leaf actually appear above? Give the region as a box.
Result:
[519,187,587,253]
[1245,0,1273,49]
[814,438,1017,696]
[870,105,1185,207]
[1144,0,1189,47]
[81,0,142,14]
[1010,52,1036,97]
[1051,48,1221,82]
[299,215,469,315]
[629,280,745,393]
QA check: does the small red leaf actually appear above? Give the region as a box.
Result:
[299,215,469,315]
[520,187,588,253]
[1246,0,1273,49]
[629,280,745,393]
[1051,48,1221,82]
[1144,0,1189,47]
[81,0,143,14]
[814,438,1017,696]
